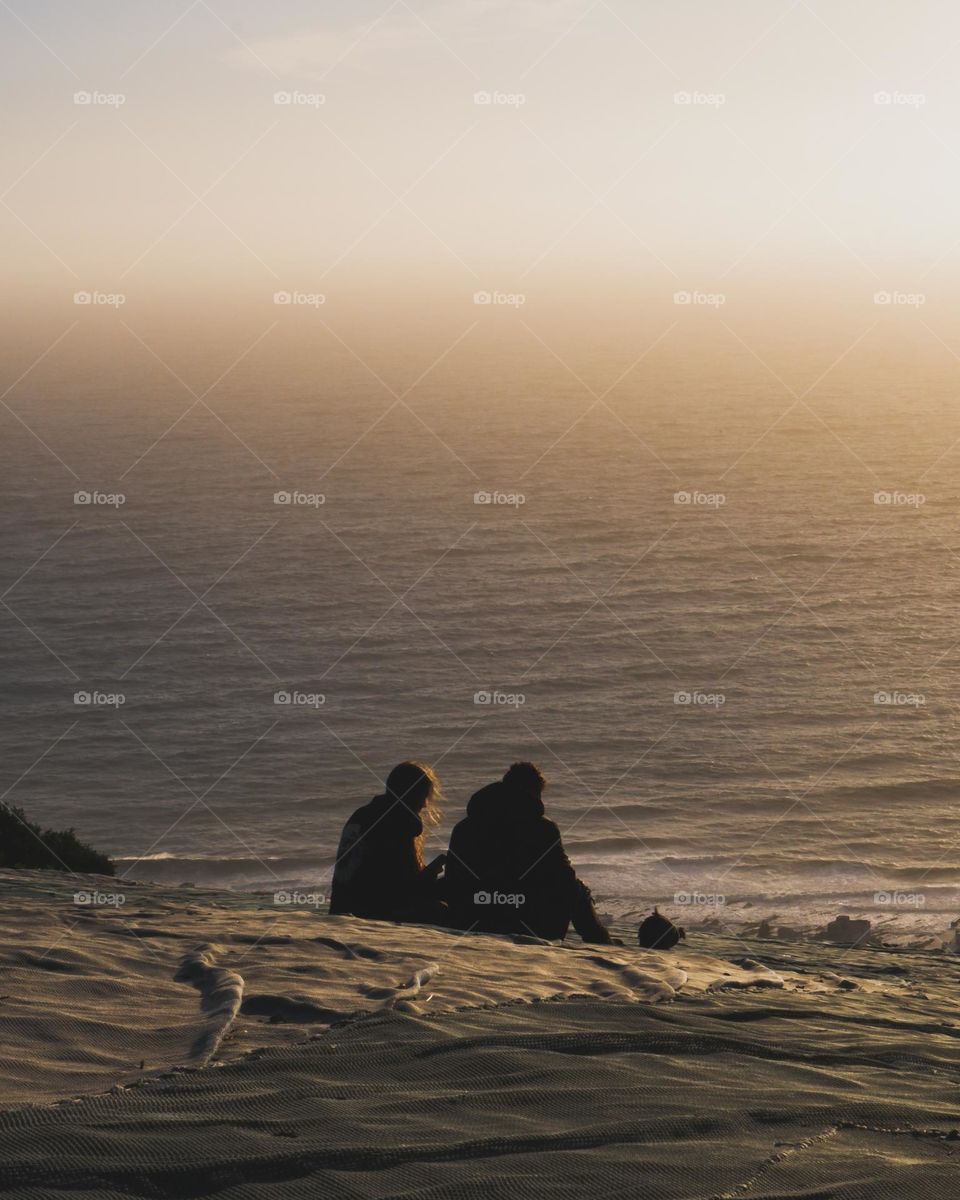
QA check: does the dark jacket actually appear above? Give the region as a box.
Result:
[446,782,584,939]
[329,794,425,921]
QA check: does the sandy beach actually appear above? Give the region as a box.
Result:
[2,867,959,1197]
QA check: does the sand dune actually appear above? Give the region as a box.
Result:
[2,868,960,1197]
[0,868,872,1104]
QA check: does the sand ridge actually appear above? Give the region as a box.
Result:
[2,997,960,1199]
[3,869,960,1197]
[0,868,933,1111]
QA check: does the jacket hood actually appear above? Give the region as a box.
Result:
[466,780,545,823]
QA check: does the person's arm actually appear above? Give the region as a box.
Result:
[328,817,364,914]
[570,878,612,944]
[532,823,611,944]
[420,853,447,881]
[410,853,447,906]
[443,826,476,924]
[533,820,578,891]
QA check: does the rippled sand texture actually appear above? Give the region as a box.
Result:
[4,870,960,1196]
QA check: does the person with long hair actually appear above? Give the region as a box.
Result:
[328,761,446,923]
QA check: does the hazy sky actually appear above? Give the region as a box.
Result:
[3,0,960,319]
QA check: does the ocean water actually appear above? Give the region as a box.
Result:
[3,318,960,939]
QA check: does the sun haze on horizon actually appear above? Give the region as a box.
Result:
[2,0,960,344]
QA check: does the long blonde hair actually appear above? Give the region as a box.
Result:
[385,760,442,866]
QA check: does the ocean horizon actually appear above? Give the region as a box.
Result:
[5,329,959,941]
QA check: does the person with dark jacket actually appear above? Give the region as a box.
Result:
[445,762,611,943]
[328,761,446,924]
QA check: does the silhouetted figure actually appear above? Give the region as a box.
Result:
[637,908,685,949]
[445,762,611,943]
[329,761,446,924]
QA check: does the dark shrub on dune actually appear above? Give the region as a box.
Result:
[0,803,114,875]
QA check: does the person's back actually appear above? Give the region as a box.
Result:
[446,762,610,942]
[328,761,445,923]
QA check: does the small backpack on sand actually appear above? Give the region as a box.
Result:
[637,908,685,950]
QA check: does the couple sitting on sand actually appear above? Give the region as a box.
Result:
[328,760,614,945]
